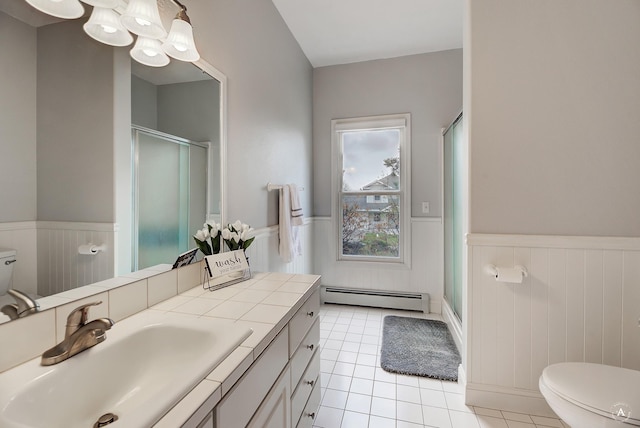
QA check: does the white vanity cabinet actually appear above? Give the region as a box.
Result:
[247,367,291,428]
[196,413,214,428]
[212,288,321,428]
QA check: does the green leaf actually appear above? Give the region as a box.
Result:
[242,237,255,250]
[194,237,211,256]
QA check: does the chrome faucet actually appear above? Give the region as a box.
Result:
[1,289,40,320]
[41,301,114,366]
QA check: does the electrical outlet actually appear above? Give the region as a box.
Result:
[422,202,430,214]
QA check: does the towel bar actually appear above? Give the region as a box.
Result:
[266,182,304,191]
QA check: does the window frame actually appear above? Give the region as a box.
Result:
[331,113,411,266]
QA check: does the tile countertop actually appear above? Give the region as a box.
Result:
[150,271,321,428]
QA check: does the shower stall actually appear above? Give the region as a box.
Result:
[131,126,208,270]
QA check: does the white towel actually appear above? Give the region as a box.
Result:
[278,185,295,262]
[289,183,304,226]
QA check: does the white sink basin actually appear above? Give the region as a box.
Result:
[0,311,252,428]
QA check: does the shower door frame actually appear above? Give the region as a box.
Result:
[131,125,210,271]
[443,112,464,322]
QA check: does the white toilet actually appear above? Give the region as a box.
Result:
[0,248,17,296]
[540,362,640,427]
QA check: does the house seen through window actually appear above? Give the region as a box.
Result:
[333,114,410,263]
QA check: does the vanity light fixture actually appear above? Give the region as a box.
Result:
[24,0,84,19]
[83,7,134,46]
[130,36,170,67]
[120,0,167,40]
[162,1,200,62]
[81,0,119,7]
[23,0,201,68]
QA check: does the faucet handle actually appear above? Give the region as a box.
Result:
[7,289,39,316]
[65,301,102,338]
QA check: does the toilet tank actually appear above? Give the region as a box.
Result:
[0,248,17,295]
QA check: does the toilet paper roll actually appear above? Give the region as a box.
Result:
[78,244,99,255]
[495,267,523,283]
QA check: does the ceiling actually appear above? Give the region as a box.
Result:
[271,0,463,68]
[3,0,464,69]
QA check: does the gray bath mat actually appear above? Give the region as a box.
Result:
[380,316,461,381]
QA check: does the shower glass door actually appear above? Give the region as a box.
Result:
[132,127,207,270]
[443,113,463,321]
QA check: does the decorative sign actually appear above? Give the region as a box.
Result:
[204,250,249,278]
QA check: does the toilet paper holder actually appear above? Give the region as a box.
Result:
[78,244,106,255]
[484,264,528,281]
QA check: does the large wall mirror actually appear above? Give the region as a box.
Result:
[0,1,226,321]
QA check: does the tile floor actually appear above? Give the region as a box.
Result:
[315,304,569,428]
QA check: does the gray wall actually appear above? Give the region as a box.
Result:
[189,0,314,228]
[37,21,116,222]
[0,12,37,222]
[131,75,158,130]
[158,80,219,143]
[313,50,463,218]
[467,0,640,237]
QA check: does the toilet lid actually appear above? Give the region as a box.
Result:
[542,362,640,424]
[0,248,16,259]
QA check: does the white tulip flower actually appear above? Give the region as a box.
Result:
[194,229,207,241]
[206,221,221,234]
[240,229,253,241]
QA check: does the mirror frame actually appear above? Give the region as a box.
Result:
[193,58,228,230]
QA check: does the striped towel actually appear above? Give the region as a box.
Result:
[289,183,304,226]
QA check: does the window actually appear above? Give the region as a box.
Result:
[332,114,411,264]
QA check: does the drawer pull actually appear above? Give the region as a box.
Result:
[306,344,314,351]
[305,379,315,387]
[305,412,316,420]
[306,311,314,317]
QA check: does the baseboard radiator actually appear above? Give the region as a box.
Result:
[321,286,430,313]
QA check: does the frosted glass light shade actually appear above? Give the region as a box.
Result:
[25,0,84,19]
[79,0,118,8]
[130,37,170,67]
[84,7,133,47]
[120,0,167,39]
[162,19,200,62]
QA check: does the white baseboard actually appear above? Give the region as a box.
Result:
[442,299,462,356]
[465,383,557,418]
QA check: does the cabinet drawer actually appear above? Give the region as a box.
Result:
[295,374,321,428]
[289,289,320,357]
[290,317,319,391]
[216,326,289,428]
[291,348,320,427]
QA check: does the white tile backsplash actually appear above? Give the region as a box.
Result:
[177,261,204,293]
[0,309,56,372]
[147,270,178,306]
[108,280,147,322]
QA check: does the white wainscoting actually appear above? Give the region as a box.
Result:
[0,222,38,296]
[312,216,444,314]
[37,222,117,296]
[244,219,314,275]
[466,233,640,415]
